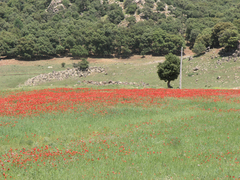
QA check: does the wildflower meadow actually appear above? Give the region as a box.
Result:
[0,88,240,179]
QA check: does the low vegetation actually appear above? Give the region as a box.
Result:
[0,88,239,179]
[0,47,239,90]
[1,1,240,178]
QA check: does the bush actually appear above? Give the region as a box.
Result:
[126,16,136,27]
[188,72,194,77]
[192,42,206,55]
[61,62,66,68]
[126,4,137,15]
[79,58,89,71]
[124,0,132,9]
[73,58,89,71]
[62,0,70,7]
[157,2,165,11]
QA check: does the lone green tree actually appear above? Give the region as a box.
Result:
[157,53,180,88]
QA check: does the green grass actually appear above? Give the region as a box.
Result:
[1,97,240,179]
[1,49,239,90]
[0,52,239,179]
[0,63,70,90]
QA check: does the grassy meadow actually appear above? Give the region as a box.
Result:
[0,50,240,179]
[0,48,240,90]
[0,88,240,179]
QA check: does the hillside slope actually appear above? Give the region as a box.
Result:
[0,0,240,59]
[0,48,240,90]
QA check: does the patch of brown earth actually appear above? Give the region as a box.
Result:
[0,47,222,67]
[0,55,164,66]
[183,47,195,57]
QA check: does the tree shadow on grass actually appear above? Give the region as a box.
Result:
[218,48,236,57]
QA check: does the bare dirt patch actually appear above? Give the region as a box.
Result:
[183,47,195,57]
[0,47,217,67]
[0,57,79,67]
[0,55,165,67]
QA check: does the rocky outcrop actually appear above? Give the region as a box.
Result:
[232,50,240,58]
[23,67,105,86]
[46,0,69,13]
[80,80,149,86]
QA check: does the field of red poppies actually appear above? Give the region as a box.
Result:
[0,88,240,179]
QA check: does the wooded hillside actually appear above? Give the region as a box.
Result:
[0,0,240,59]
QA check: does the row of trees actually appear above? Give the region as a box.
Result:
[1,0,240,59]
[0,19,185,59]
[193,22,240,54]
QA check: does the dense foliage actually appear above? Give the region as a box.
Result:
[0,0,240,59]
[157,53,180,88]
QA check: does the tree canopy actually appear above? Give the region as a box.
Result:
[0,0,240,59]
[157,53,180,88]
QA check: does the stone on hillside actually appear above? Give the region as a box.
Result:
[22,67,106,86]
[228,56,232,60]
[193,67,199,71]
[81,80,149,87]
[46,0,67,13]
[206,46,210,52]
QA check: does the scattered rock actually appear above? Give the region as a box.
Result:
[46,0,69,13]
[81,80,149,87]
[206,46,210,52]
[227,56,232,61]
[216,60,221,65]
[193,67,199,71]
[22,67,106,86]
[217,76,221,80]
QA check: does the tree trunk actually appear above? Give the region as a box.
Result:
[167,80,173,88]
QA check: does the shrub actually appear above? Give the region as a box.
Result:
[61,62,66,68]
[73,58,89,71]
[126,4,137,15]
[188,72,194,77]
[192,42,206,55]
